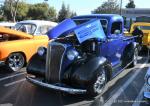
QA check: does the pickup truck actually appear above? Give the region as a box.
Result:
[26,14,138,96]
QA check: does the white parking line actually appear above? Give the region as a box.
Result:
[4,78,26,87]
[132,85,145,106]
[103,61,147,106]
[0,72,26,82]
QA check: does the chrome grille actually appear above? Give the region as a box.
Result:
[46,42,66,83]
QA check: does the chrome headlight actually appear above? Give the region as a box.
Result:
[148,77,150,86]
[67,49,79,61]
[37,47,46,56]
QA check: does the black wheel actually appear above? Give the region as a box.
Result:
[6,53,25,72]
[87,64,109,96]
[130,47,138,67]
[122,45,138,68]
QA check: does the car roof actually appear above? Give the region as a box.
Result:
[0,22,16,27]
[72,14,123,21]
[132,22,150,26]
[17,20,57,26]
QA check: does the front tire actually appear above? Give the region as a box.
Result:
[87,65,108,96]
[5,53,25,72]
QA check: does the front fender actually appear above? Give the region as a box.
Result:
[26,53,46,77]
[62,56,107,88]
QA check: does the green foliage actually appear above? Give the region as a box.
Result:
[92,0,119,14]
[27,3,57,21]
[16,2,29,21]
[126,0,136,8]
[57,3,77,22]
[2,1,57,21]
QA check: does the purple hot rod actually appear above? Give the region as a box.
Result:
[26,14,138,96]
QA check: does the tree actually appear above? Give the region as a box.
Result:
[2,1,29,21]
[92,0,119,14]
[126,0,136,8]
[3,0,20,22]
[27,3,56,20]
[70,12,77,18]
[16,2,29,21]
[57,3,76,22]
[58,3,69,22]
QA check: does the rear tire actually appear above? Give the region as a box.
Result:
[130,47,138,67]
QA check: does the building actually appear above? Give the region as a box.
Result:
[122,8,150,29]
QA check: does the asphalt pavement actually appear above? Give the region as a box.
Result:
[0,55,149,106]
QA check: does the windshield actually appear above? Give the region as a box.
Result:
[14,23,36,35]
[73,19,108,34]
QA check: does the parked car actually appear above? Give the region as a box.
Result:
[144,68,150,99]
[125,22,150,48]
[0,22,16,29]
[14,20,57,35]
[0,27,49,72]
[26,14,138,96]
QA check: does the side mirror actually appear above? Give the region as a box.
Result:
[114,30,121,35]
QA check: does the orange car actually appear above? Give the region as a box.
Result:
[0,26,49,72]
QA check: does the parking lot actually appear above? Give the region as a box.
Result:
[0,53,149,106]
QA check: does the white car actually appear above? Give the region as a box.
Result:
[0,22,16,28]
[15,20,57,35]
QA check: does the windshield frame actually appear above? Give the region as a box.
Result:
[73,18,108,35]
[15,23,37,35]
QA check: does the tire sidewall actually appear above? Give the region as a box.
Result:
[87,63,109,96]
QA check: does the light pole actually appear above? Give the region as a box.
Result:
[120,0,123,15]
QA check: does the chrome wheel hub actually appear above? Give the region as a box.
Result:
[134,48,138,65]
[94,70,106,94]
[8,53,24,71]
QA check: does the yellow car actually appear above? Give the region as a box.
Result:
[125,22,150,47]
[0,27,49,72]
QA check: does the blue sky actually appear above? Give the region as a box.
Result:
[26,0,149,15]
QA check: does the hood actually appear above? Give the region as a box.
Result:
[47,18,106,43]
[47,18,77,39]
[74,19,106,43]
[0,26,33,39]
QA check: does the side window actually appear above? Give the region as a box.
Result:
[111,22,122,34]
[36,25,50,35]
[17,24,36,35]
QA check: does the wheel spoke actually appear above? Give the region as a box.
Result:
[7,53,25,71]
[94,70,106,93]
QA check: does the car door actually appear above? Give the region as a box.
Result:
[101,21,125,67]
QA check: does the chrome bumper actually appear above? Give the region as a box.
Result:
[26,76,87,94]
[144,84,150,99]
[0,61,5,66]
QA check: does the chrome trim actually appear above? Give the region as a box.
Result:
[144,83,150,99]
[26,76,87,94]
[144,92,150,99]
[0,61,5,66]
[46,41,67,82]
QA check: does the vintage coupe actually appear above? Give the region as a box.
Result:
[26,14,138,96]
[0,27,50,72]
